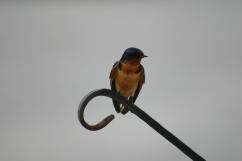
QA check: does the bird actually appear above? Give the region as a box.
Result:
[109,47,147,115]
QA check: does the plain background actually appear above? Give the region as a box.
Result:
[0,0,242,161]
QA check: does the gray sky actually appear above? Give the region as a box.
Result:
[0,1,242,161]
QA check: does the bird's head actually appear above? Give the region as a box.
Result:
[120,47,147,64]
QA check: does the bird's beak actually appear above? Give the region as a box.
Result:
[142,55,148,58]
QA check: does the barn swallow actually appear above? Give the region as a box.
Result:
[109,47,147,115]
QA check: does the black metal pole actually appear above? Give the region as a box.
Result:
[128,103,205,161]
[78,88,206,161]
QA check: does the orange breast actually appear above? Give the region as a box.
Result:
[115,68,140,97]
[121,59,141,73]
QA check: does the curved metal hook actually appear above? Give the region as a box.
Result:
[78,88,206,161]
[78,89,132,131]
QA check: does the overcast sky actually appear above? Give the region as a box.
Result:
[0,0,242,161]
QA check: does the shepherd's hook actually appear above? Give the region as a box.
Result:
[78,88,206,161]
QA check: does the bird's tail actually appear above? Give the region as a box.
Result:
[112,98,121,113]
[120,104,129,115]
[112,97,131,115]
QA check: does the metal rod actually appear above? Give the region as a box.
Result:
[78,88,206,161]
